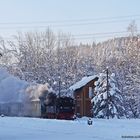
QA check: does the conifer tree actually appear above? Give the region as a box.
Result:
[91,73,126,118]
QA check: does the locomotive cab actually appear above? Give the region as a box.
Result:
[56,97,75,120]
[40,91,75,120]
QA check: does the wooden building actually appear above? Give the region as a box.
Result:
[0,102,23,116]
[24,99,41,117]
[0,100,41,117]
[70,76,98,117]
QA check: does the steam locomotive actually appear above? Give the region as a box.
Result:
[40,93,75,120]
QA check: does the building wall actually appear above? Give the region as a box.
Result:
[23,100,41,117]
[0,102,23,116]
[74,88,83,117]
[0,101,41,117]
[74,79,96,117]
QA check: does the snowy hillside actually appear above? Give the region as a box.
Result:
[0,117,140,140]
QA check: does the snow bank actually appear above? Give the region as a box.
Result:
[0,117,140,140]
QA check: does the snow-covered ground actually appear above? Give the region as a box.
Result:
[0,117,140,140]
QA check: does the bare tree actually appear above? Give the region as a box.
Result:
[127,20,137,37]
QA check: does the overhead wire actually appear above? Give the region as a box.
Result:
[1,30,139,41]
[0,18,139,29]
[0,14,139,25]
[0,14,139,41]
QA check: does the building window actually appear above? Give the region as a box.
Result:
[76,101,80,107]
[46,106,55,113]
[89,87,93,98]
[77,95,80,98]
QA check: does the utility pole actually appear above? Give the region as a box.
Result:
[106,67,109,119]
[58,76,61,98]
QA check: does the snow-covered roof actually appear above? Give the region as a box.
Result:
[69,75,98,91]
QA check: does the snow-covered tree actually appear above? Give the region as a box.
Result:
[0,27,139,119]
[91,72,126,118]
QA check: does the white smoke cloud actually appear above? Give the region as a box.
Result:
[0,67,55,103]
[25,83,54,101]
[0,68,28,103]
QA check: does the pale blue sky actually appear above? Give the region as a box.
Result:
[0,0,140,43]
